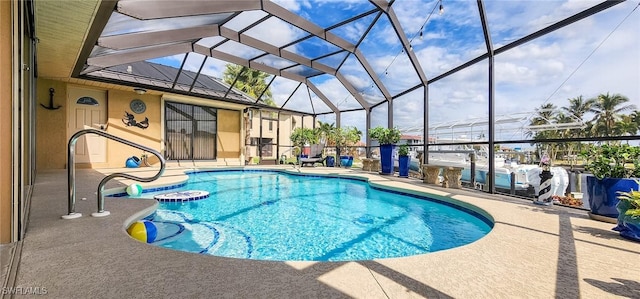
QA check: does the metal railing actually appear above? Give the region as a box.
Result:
[63,128,166,219]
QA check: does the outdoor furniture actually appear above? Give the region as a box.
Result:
[300,156,326,167]
[421,164,463,189]
[443,166,463,189]
[361,158,380,172]
[422,164,441,184]
[300,144,325,167]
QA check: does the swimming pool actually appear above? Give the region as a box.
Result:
[141,170,492,261]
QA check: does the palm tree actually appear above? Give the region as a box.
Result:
[589,93,636,137]
[562,95,595,138]
[630,110,640,134]
[616,115,638,138]
[315,121,336,146]
[527,103,557,160]
[554,112,574,160]
[223,64,275,106]
[527,103,557,138]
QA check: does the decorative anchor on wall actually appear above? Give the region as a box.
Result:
[122,111,149,129]
[40,88,62,110]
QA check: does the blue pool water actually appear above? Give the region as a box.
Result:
[142,170,492,261]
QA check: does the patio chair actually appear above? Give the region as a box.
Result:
[300,144,326,167]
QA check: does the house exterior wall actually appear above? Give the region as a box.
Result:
[245,112,318,163]
[106,89,162,167]
[278,114,294,159]
[35,80,245,169]
[35,79,67,170]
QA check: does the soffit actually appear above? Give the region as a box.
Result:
[34,0,101,79]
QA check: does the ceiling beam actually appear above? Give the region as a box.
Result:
[98,24,220,50]
[116,0,261,20]
[306,80,339,113]
[72,0,118,77]
[87,43,193,68]
[335,72,370,109]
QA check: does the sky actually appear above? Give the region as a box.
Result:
[144,0,640,143]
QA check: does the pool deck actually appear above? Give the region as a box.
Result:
[11,165,640,298]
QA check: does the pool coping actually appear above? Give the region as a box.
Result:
[14,166,640,298]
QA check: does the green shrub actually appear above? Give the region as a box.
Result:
[398,144,409,156]
[369,126,401,145]
[579,144,640,179]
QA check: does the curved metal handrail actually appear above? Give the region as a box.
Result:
[64,128,166,219]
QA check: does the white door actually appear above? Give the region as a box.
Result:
[68,87,107,163]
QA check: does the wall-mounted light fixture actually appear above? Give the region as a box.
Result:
[133,87,147,95]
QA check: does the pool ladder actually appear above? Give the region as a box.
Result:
[62,128,166,219]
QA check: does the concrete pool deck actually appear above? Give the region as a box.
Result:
[10,165,640,298]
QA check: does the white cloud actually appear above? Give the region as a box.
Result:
[271,77,301,107]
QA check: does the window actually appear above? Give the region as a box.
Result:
[269,120,273,131]
[76,96,98,106]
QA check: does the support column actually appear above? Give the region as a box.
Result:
[335,112,340,160]
[276,111,280,164]
[388,99,393,128]
[365,108,371,158]
[258,110,263,163]
[487,55,496,194]
[423,84,429,165]
[478,0,495,194]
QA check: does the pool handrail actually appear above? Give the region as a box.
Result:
[64,128,166,219]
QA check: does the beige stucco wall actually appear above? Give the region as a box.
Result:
[245,112,320,161]
[35,79,68,170]
[105,90,163,167]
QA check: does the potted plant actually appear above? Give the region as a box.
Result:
[316,121,336,167]
[616,181,640,242]
[579,144,640,221]
[398,144,410,178]
[334,126,361,168]
[369,126,401,175]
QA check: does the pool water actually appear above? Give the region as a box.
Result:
[143,170,492,261]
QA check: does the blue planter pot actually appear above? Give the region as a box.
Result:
[586,177,638,218]
[398,156,410,177]
[339,156,353,168]
[326,156,335,167]
[380,144,394,175]
[614,183,640,242]
[619,215,640,242]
